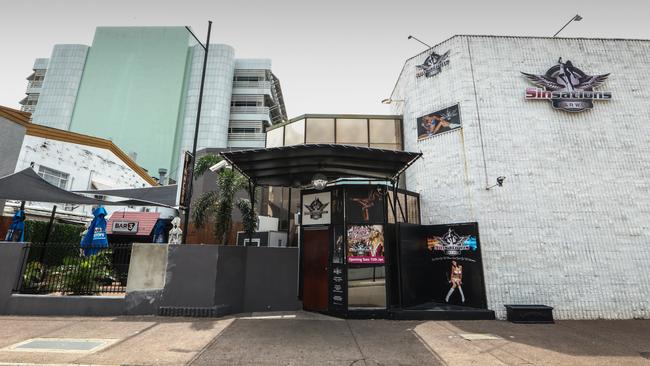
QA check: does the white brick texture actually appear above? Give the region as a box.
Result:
[393,35,650,319]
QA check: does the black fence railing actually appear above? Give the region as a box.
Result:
[15,243,133,295]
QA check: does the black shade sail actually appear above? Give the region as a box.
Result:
[0,168,172,207]
[220,144,422,187]
[0,168,104,205]
[74,184,178,207]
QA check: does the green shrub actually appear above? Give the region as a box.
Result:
[22,261,44,290]
[53,251,113,295]
[24,220,85,244]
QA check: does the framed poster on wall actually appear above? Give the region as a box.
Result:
[346,186,385,224]
[346,225,384,264]
[417,104,461,141]
[302,192,331,225]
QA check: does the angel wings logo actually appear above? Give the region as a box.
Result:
[428,229,477,256]
[522,58,611,112]
[416,50,450,78]
[305,198,329,220]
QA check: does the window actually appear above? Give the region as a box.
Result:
[266,127,284,147]
[348,265,386,308]
[284,119,305,146]
[38,166,69,189]
[234,76,263,82]
[336,118,368,145]
[231,101,259,107]
[305,118,335,143]
[228,127,262,134]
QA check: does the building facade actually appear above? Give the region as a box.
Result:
[390,35,650,319]
[1,105,160,222]
[21,27,287,179]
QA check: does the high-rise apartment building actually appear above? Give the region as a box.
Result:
[21,27,287,179]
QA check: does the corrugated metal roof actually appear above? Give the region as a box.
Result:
[107,211,161,236]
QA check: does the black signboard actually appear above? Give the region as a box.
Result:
[346,186,385,224]
[417,104,461,141]
[426,222,486,309]
[331,188,344,224]
[329,225,347,313]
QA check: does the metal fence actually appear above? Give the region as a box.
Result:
[15,243,133,295]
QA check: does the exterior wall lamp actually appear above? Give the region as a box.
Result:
[486,176,506,190]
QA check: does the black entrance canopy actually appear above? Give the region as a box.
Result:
[220,144,422,187]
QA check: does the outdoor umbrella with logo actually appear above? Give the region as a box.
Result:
[5,209,26,242]
[81,206,109,256]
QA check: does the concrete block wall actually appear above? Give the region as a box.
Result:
[393,35,650,319]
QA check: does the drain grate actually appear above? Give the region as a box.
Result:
[4,338,117,353]
[459,333,503,341]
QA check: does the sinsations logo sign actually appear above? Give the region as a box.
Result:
[416,50,450,78]
[522,58,611,112]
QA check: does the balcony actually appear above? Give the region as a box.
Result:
[230,106,270,114]
[233,81,271,88]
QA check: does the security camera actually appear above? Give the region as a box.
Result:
[209,160,230,172]
[486,176,507,190]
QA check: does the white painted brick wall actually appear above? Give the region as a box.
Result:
[393,35,650,319]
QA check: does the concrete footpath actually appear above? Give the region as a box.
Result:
[0,312,647,366]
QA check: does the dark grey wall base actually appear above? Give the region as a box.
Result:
[6,294,125,316]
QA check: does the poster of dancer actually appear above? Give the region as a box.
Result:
[426,222,486,308]
[417,104,461,141]
[346,225,384,264]
[346,187,384,223]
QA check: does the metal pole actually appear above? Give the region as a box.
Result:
[407,35,432,49]
[182,21,212,244]
[553,15,580,37]
[392,181,403,308]
[248,180,254,246]
[39,205,57,265]
[43,205,56,245]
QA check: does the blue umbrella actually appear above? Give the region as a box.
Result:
[81,206,108,256]
[5,210,25,242]
[152,219,166,244]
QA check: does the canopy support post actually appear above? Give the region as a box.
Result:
[391,180,403,309]
[40,205,57,264]
[43,205,56,245]
[248,179,255,247]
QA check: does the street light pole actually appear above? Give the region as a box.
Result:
[553,14,583,37]
[182,21,212,244]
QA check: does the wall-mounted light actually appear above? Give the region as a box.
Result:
[311,173,328,190]
[381,98,405,104]
[486,176,506,190]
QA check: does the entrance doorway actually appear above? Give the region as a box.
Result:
[302,228,329,311]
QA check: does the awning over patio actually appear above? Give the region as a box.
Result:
[74,184,178,207]
[220,144,422,187]
[0,168,172,207]
[0,168,104,205]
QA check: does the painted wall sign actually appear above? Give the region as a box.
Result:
[416,50,450,78]
[417,104,461,141]
[112,221,139,234]
[522,58,611,112]
[302,192,331,225]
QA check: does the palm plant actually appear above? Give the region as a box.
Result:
[192,154,258,244]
